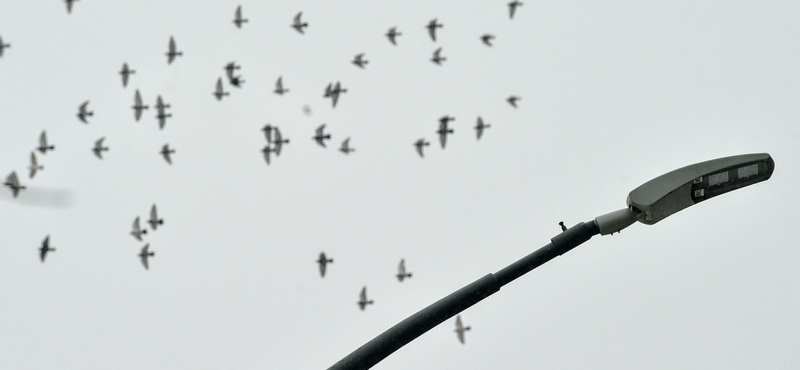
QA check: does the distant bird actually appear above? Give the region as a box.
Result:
[273,127,289,156]
[0,35,10,57]
[139,244,154,270]
[431,47,447,65]
[481,34,495,46]
[508,1,523,19]
[4,171,25,198]
[77,101,93,124]
[132,89,149,121]
[262,124,275,143]
[28,152,43,179]
[339,137,354,154]
[507,95,520,108]
[148,204,163,231]
[160,144,175,165]
[414,139,430,158]
[474,116,491,140]
[317,252,333,277]
[437,116,455,148]
[323,81,347,108]
[213,77,229,101]
[40,235,55,262]
[155,95,172,130]
[454,315,471,344]
[119,63,135,88]
[292,12,308,34]
[224,62,245,87]
[426,19,443,41]
[559,221,567,232]
[37,131,55,154]
[274,76,289,95]
[313,124,332,147]
[166,36,183,64]
[261,145,276,165]
[65,0,77,14]
[396,259,412,282]
[386,27,402,45]
[92,137,109,159]
[352,53,368,69]
[357,286,374,310]
[130,216,147,241]
[233,5,248,28]
[230,76,244,87]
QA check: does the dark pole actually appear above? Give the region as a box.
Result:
[328,221,601,370]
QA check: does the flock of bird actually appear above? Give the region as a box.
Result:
[2,0,528,345]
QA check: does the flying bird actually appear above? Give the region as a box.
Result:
[77,101,93,123]
[437,116,455,148]
[357,286,374,311]
[339,137,354,154]
[396,259,412,282]
[155,95,172,130]
[292,12,308,34]
[166,36,183,64]
[132,89,149,121]
[317,252,333,277]
[431,47,447,65]
[37,131,55,154]
[386,27,402,45]
[559,221,567,232]
[160,144,175,165]
[324,82,347,108]
[0,35,10,57]
[119,63,135,87]
[261,145,276,165]
[274,76,289,95]
[474,116,491,140]
[139,244,155,270]
[92,137,109,159]
[352,53,368,69]
[4,171,26,198]
[507,95,520,108]
[65,0,77,14]
[148,204,163,231]
[481,34,495,46]
[273,127,289,156]
[213,77,229,101]
[28,152,43,179]
[40,235,55,262]
[508,1,523,19]
[313,124,332,147]
[414,139,430,158]
[131,216,147,241]
[455,315,471,344]
[262,124,274,143]
[224,62,245,87]
[426,19,443,41]
[233,5,248,28]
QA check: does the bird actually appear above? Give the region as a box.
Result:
[426,19,443,41]
[119,63,135,88]
[274,76,289,95]
[357,286,374,310]
[352,53,368,69]
[507,95,520,108]
[139,244,155,270]
[261,145,276,165]
[414,139,430,158]
[155,95,172,130]
[130,216,148,241]
[160,144,175,165]
[396,259,412,282]
[339,137,354,154]
[273,127,289,156]
[132,89,149,121]
[213,77,229,101]
[262,124,274,143]
[37,131,55,154]
[437,116,455,148]
[28,152,43,179]
[65,0,77,14]
[431,47,447,65]
[233,5,248,28]
[559,221,567,232]
[292,12,308,34]
[481,34,495,46]
[324,82,347,108]
[166,36,183,64]
[474,116,491,140]
[77,101,93,124]
[508,1,523,19]
[386,27,402,45]
[224,62,245,87]
[0,35,10,57]
[92,137,109,159]
[454,315,471,344]
[4,171,26,198]
[317,252,333,277]
[148,204,164,231]
[313,124,332,147]
[40,235,55,262]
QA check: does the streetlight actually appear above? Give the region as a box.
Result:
[328,153,775,370]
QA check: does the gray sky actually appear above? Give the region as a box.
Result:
[1,1,799,369]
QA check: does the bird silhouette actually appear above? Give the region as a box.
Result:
[292,12,308,34]
[426,19,443,41]
[352,53,368,68]
[139,244,154,270]
[0,35,9,57]
[431,47,447,65]
[508,1,523,19]
[4,171,25,198]
[386,27,402,45]
[132,89,149,121]
[317,252,334,277]
[507,95,520,108]
[396,259,412,282]
[155,95,172,130]
[65,0,78,14]
[437,116,455,148]
[92,137,109,159]
[149,204,164,231]
[233,5,248,28]
[130,216,147,241]
[313,124,332,147]
[160,144,175,165]
[77,101,93,123]
[274,76,289,95]
[455,315,471,344]
[339,137,354,154]
[481,34,495,46]
[166,36,183,64]
[357,286,374,310]
[40,235,55,262]
[37,131,55,154]
[414,139,430,158]
[213,77,229,100]
[475,116,491,140]
[119,63,135,88]
[28,152,43,179]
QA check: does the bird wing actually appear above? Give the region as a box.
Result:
[360,287,367,301]
[140,244,150,269]
[150,204,158,224]
[39,131,47,148]
[428,21,436,41]
[398,259,406,275]
[415,140,425,158]
[162,145,172,164]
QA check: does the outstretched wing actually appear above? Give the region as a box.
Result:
[139,244,151,270]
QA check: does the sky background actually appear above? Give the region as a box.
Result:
[1,1,799,369]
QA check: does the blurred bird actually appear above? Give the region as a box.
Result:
[339,137,354,154]
[65,0,77,14]
[357,286,374,310]
[437,116,455,148]
[139,244,154,270]
[317,252,333,277]
[40,235,55,262]
[28,152,43,179]
[37,131,55,154]
[414,139,430,158]
[426,19,443,41]
[224,62,244,87]
[507,95,520,108]
[352,53,368,69]
[273,127,289,156]
[132,89,149,121]
[77,101,93,123]
[474,116,491,140]
[160,144,175,165]
[324,82,347,108]
[262,124,275,143]
[166,36,183,64]
[386,27,402,45]
[149,204,164,231]
[213,77,229,101]
[559,221,567,231]
[274,76,289,95]
[119,63,135,88]
[233,5,248,28]
[130,216,147,241]
[396,259,412,282]
[261,145,276,165]
[455,315,471,344]
[508,1,523,19]
[431,47,447,65]
[92,137,109,159]
[313,124,332,147]
[155,95,172,130]
[292,12,308,34]
[1,35,10,57]
[4,171,25,198]
[481,34,495,46]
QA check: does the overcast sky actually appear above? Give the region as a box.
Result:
[1,1,799,369]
